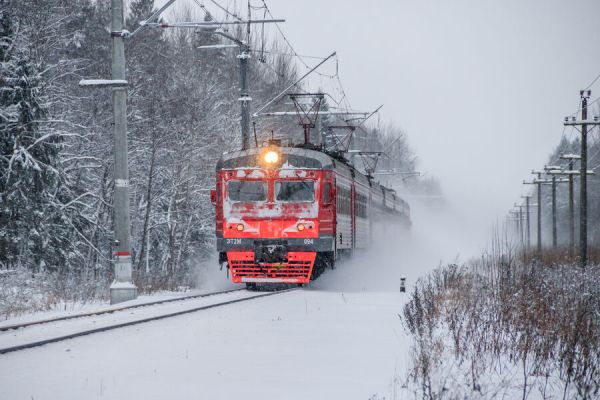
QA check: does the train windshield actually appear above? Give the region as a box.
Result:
[275,181,315,202]
[227,181,267,202]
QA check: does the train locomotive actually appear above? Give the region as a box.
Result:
[210,141,411,288]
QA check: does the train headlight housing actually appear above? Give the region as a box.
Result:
[264,150,279,164]
[236,224,244,231]
[297,223,305,231]
[259,146,282,168]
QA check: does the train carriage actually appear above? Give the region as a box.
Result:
[211,142,410,287]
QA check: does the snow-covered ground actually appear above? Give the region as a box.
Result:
[0,289,229,328]
[0,289,410,400]
[0,290,261,351]
[0,200,479,399]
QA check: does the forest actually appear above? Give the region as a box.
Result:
[0,0,436,313]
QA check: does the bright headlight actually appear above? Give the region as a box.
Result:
[264,150,279,164]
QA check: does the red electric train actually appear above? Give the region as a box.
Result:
[210,141,410,287]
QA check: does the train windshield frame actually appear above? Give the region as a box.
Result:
[275,180,315,202]
[227,180,267,202]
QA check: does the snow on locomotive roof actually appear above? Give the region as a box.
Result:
[217,146,400,196]
[217,147,334,170]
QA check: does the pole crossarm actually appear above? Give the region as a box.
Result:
[79,79,128,88]
[257,111,368,117]
[372,171,421,176]
[560,154,581,160]
[197,44,239,49]
[563,119,600,126]
[533,179,569,184]
[127,0,284,38]
[545,170,595,175]
[148,19,285,29]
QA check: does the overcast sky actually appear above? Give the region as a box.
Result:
[156,0,600,236]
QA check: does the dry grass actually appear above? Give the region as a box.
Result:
[520,246,600,266]
[401,241,600,399]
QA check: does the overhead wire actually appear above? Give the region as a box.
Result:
[259,0,349,106]
[207,0,243,21]
[584,71,600,91]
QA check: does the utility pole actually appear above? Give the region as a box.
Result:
[508,211,522,240]
[580,91,589,266]
[524,174,543,258]
[569,158,575,256]
[81,0,138,304]
[108,0,136,304]
[239,4,252,149]
[543,165,562,249]
[80,0,137,304]
[513,203,524,246]
[521,195,532,252]
[239,44,251,149]
[564,92,600,267]
[551,175,557,249]
[548,160,595,257]
[536,173,542,256]
[534,172,570,252]
[559,154,580,257]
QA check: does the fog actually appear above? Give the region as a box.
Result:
[155,0,600,288]
[196,198,487,292]
[155,0,600,251]
[257,0,600,241]
[311,198,487,292]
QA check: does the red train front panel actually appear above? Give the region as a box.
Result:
[214,165,334,284]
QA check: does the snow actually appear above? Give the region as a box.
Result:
[278,168,308,178]
[78,79,128,87]
[109,281,137,289]
[0,290,220,328]
[0,290,410,400]
[0,290,261,351]
[0,200,479,399]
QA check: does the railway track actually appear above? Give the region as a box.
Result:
[0,288,297,355]
[0,288,245,332]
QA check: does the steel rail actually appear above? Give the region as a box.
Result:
[0,288,297,355]
[0,288,245,332]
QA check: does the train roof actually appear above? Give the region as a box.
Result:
[216,146,401,197]
[217,147,335,170]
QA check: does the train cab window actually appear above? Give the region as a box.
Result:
[276,181,315,202]
[227,181,267,202]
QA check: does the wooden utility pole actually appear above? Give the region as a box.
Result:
[559,155,580,257]
[521,195,532,252]
[513,203,524,246]
[524,174,544,258]
[548,160,595,257]
[540,170,570,250]
[564,92,600,267]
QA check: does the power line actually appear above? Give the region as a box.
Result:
[584,71,600,91]
[207,0,243,21]
[251,48,330,60]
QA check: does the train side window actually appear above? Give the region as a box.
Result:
[323,183,331,204]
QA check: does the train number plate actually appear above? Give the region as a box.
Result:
[226,238,242,245]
